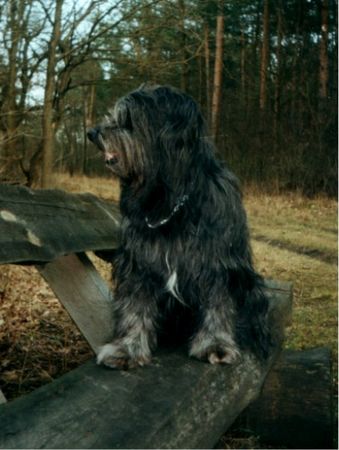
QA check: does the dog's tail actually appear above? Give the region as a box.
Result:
[234,273,273,361]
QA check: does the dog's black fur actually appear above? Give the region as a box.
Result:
[87,84,270,369]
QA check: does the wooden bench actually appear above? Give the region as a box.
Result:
[0,184,330,449]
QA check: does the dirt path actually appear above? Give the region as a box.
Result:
[253,234,337,266]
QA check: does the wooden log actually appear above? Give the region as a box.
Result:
[0,184,120,264]
[37,253,114,353]
[229,347,334,449]
[0,281,292,449]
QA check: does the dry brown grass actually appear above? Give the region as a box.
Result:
[49,172,121,201]
[244,191,337,356]
[0,173,337,448]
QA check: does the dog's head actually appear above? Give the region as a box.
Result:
[87,85,211,186]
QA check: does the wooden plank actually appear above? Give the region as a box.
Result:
[0,281,292,450]
[0,184,121,264]
[229,347,334,449]
[37,253,114,353]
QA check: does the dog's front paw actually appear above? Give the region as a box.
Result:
[97,343,151,370]
[205,345,240,365]
[189,338,240,365]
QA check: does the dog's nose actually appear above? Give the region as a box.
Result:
[87,127,99,143]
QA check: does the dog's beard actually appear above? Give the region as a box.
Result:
[96,134,119,168]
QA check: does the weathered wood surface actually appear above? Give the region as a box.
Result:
[37,253,114,353]
[0,184,120,264]
[0,281,292,449]
[0,184,296,448]
[229,347,334,449]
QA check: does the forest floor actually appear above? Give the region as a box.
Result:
[0,174,337,448]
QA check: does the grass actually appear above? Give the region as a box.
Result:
[49,172,121,202]
[244,192,337,356]
[0,173,337,447]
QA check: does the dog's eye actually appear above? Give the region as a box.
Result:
[115,102,133,132]
[113,99,133,132]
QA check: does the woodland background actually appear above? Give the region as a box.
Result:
[0,3,337,443]
[0,0,337,196]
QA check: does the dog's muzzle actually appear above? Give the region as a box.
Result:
[105,153,119,168]
[87,127,119,168]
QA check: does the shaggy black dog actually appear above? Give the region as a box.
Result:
[87,84,270,369]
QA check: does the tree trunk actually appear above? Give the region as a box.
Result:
[178,0,189,92]
[259,0,269,112]
[247,1,261,119]
[83,84,96,175]
[6,1,19,157]
[204,23,211,126]
[41,0,63,188]
[273,0,283,152]
[211,1,224,142]
[1,0,23,182]
[319,0,329,102]
[240,28,246,107]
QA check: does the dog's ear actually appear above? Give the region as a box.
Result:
[161,101,204,152]
[153,103,206,197]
